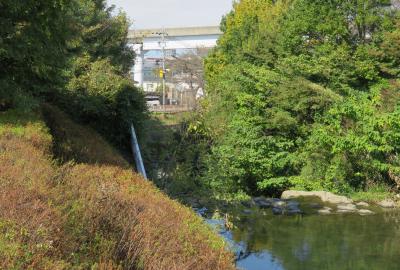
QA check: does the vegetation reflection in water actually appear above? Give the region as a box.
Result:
[206,204,400,270]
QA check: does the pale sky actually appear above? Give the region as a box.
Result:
[107,0,233,29]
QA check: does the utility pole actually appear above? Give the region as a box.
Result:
[162,30,166,112]
[155,28,167,112]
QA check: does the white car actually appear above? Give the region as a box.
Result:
[145,96,161,107]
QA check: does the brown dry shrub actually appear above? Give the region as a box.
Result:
[0,135,53,189]
[59,164,235,270]
[0,107,235,270]
[0,133,68,269]
[95,259,123,270]
[0,185,67,270]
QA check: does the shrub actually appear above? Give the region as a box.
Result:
[60,57,148,148]
[301,81,400,193]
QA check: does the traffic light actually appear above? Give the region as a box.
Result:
[159,69,165,79]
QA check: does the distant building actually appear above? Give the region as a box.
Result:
[128,26,222,106]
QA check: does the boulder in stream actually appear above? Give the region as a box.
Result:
[358,209,374,215]
[281,190,352,204]
[337,203,357,213]
[378,199,396,208]
[287,200,300,207]
[287,201,302,214]
[309,203,323,209]
[272,200,286,208]
[253,197,272,209]
[318,207,332,215]
[287,208,302,215]
[258,201,272,209]
[272,207,284,215]
[356,202,369,207]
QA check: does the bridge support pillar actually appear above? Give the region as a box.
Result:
[132,44,144,87]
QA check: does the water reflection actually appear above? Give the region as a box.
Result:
[207,208,400,270]
[237,252,284,270]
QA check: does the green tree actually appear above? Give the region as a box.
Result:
[0,0,73,108]
[202,0,400,196]
[58,0,147,146]
[1,0,147,149]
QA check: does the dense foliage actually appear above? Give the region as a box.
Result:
[203,0,400,196]
[0,0,147,147]
[60,0,147,146]
[0,0,72,109]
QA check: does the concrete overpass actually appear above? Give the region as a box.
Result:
[128,26,222,89]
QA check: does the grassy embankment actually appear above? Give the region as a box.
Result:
[0,104,235,270]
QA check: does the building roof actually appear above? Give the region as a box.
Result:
[128,26,222,40]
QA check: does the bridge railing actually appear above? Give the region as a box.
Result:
[148,105,193,113]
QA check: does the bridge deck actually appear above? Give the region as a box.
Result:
[129,26,221,40]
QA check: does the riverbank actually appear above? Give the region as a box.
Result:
[0,105,235,270]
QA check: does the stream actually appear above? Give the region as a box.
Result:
[199,198,400,270]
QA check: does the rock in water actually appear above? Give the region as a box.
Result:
[253,197,272,209]
[272,200,286,208]
[281,190,352,204]
[358,209,374,215]
[272,207,283,215]
[318,207,332,215]
[337,203,357,213]
[287,201,301,213]
[287,200,300,207]
[378,199,396,208]
[356,202,369,207]
[258,201,272,209]
[309,203,322,209]
[287,208,302,215]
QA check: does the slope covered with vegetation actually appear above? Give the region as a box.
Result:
[195,0,400,199]
[0,105,235,269]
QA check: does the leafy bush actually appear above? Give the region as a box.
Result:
[301,80,400,193]
[201,0,400,197]
[62,57,147,147]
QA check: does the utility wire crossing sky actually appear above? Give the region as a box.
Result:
[107,0,233,29]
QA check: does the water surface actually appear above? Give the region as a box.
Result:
[206,203,400,270]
